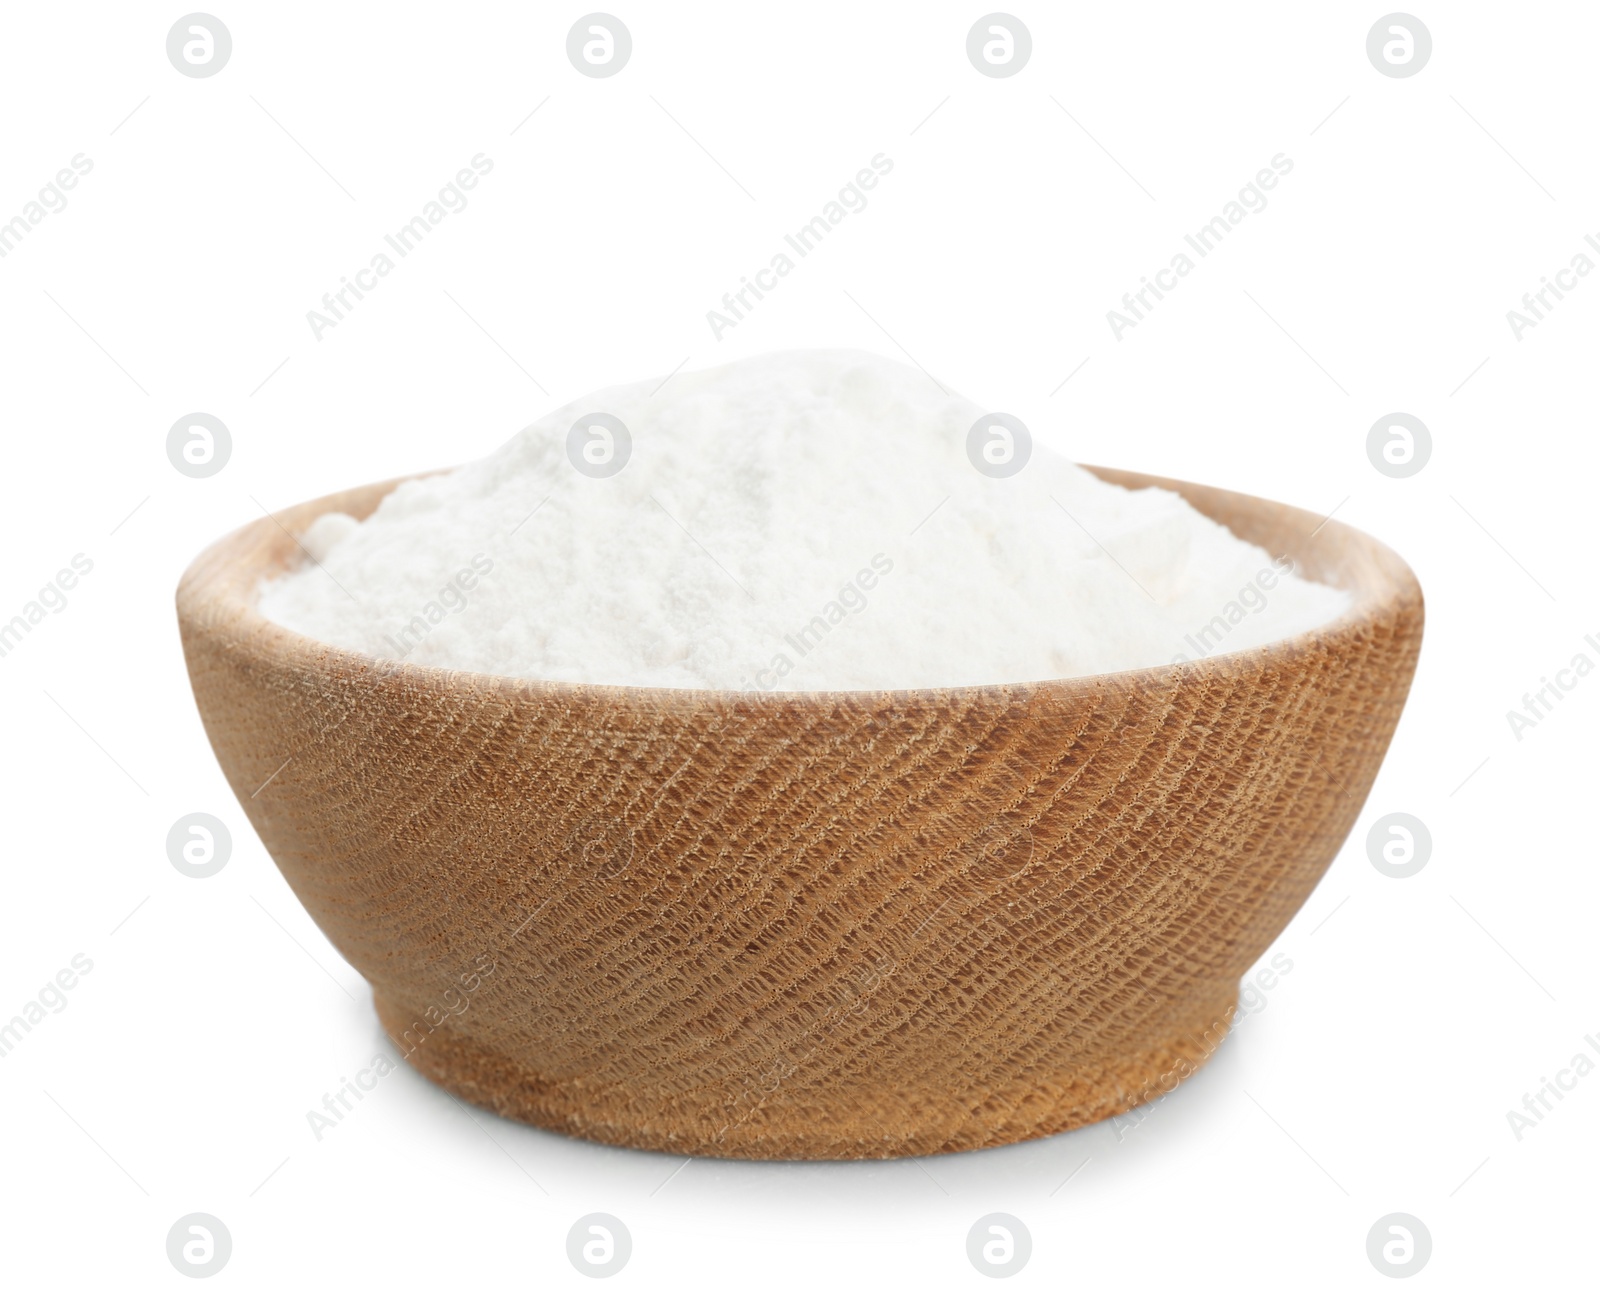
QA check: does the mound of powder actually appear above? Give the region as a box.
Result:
[257,350,1349,690]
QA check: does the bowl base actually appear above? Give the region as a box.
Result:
[375,982,1240,1161]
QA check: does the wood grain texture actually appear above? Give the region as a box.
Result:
[176,466,1423,1159]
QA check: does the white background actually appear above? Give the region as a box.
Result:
[1,1,1595,1286]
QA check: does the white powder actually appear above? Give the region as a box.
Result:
[258,350,1349,690]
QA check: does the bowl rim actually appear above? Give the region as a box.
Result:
[177,463,1424,709]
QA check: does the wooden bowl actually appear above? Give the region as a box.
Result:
[176,466,1422,1160]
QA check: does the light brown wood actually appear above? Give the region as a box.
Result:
[176,466,1423,1159]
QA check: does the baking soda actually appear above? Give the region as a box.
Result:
[258,350,1349,689]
